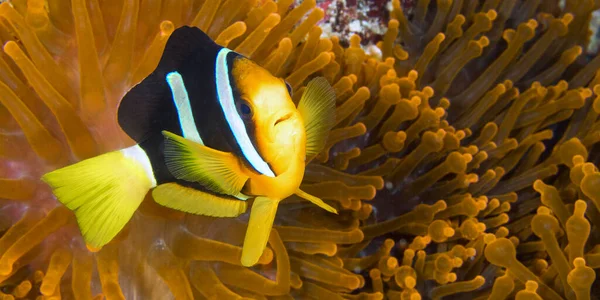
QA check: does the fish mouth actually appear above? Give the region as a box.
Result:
[274,112,294,126]
[267,111,300,144]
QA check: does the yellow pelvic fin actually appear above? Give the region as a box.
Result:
[241,197,279,267]
[295,189,338,214]
[162,130,249,197]
[297,77,336,161]
[41,145,155,249]
[152,183,247,217]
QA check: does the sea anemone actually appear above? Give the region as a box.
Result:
[0,0,599,299]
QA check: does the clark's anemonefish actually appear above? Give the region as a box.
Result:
[42,26,337,266]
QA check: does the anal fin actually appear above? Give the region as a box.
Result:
[152,183,247,217]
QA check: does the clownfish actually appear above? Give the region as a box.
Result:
[42,26,337,266]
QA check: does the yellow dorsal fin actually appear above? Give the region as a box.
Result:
[152,183,247,217]
[297,77,336,162]
[162,130,249,197]
[295,189,338,214]
[241,197,279,266]
[41,146,155,249]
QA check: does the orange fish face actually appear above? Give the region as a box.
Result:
[232,59,306,177]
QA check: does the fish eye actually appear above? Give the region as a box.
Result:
[238,101,253,117]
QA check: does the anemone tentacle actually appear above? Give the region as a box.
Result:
[1,0,600,299]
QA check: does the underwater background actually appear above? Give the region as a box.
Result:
[1,0,600,299]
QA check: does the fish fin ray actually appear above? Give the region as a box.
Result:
[41,147,154,249]
[241,197,279,266]
[162,130,249,196]
[295,189,338,214]
[153,183,247,217]
[297,77,336,161]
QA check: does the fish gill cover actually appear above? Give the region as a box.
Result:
[0,0,599,299]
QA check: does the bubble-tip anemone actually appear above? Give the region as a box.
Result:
[1,0,600,299]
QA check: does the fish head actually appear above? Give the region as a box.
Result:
[232,59,306,176]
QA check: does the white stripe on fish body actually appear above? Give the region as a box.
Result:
[120,144,157,188]
[166,72,205,145]
[215,48,275,178]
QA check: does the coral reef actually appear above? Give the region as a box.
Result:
[312,0,390,46]
[0,0,600,299]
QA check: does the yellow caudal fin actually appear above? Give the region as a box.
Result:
[41,145,156,249]
[297,77,336,161]
[295,189,338,214]
[241,197,279,267]
[153,183,247,217]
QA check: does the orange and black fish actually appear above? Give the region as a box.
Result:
[42,26,337,266]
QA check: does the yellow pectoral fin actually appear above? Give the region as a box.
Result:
[162,130,249,196]
[41,146,154,249]
[297,77,336,161]
[295,189,338,214]
[152,183,247,217]
[241,197,279,267]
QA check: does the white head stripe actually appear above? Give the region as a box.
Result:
[166,72,204,145]
[215,48,275,177]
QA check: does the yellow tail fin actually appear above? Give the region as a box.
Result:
[241,197,279,267]
[42,145,156,249]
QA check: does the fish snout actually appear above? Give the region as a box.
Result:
[263,111,305,174]
[266,111,302,144]
[269,110,301,135]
